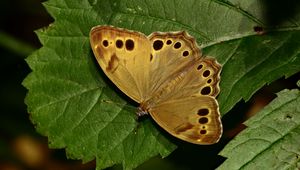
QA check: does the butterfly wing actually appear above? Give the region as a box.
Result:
[146,31,201,99]
[148,96,222,144]
[143,32,222,144]
[90,26,152,102]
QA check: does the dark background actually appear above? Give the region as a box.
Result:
[0,0,299,170]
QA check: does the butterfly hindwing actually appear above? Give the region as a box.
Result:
[148,95,222,144]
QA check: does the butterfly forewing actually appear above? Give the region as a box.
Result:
[146,32,201,99]
[90,26,152,103]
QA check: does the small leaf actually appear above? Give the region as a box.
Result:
[218,83,300,169]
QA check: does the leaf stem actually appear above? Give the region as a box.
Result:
[0,31,36,58]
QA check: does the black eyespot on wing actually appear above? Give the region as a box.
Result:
[200,129,207,134]
[182,51,189,57]
[201,86,211,95]
[174,42,181,49]
[207,79,212,83]
[166,40,172,45]
[199,117,209,124]
[116,39,123,48]
[153,40,164,50]
[197,108,209,116]
[125,39,134,50]
[197,64,203,70]
[102,40,108,47]
[203,70,211,77]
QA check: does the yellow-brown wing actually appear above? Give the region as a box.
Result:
[145,31,201,101]
[90,26,152,103]
[144,31,221,104]
[148,95,222,144]
[143,32,222,144]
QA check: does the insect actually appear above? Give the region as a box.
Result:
[90,26,222,144]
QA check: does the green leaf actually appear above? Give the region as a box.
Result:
[206,31,300,115]
[23,0,300,169]
[218,83,300,169]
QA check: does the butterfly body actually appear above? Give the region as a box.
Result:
[90,26,222,144]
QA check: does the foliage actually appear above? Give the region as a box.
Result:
[23,0,300,169]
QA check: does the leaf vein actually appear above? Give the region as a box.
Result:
[240,122,300,169]
[34,86,100,112]
[210,0,264,26]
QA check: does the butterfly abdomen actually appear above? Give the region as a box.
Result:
[146,71,186,106]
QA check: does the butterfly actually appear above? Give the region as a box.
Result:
[90,25,222,144]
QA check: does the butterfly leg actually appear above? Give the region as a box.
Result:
[136,107,149,117]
